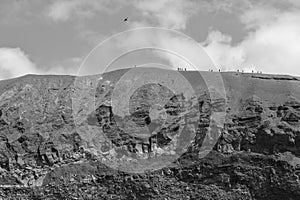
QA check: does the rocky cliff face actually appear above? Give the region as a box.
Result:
[0,71,300,199]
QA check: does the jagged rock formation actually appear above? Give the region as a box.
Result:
[0,71,300,199]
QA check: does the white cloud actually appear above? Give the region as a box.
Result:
[46,57,82,75]
[47,0,199,29]
[240,7,280,29]
[203,11,300,75]
[202,31,246,71]
[0,47,38,80]
[47,0,84,21]
[79,28,214,76]
[132,0,200,30]
[46,0,300,76]
[46,0,122,22]
[0,48,80,80]
[76,0,207,73]
[47,0,202,71]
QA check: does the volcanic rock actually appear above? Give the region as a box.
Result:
[0,71,299,199]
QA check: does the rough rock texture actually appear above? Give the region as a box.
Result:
[0,70,300,199]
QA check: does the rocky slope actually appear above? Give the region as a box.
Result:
[0,70,300,199]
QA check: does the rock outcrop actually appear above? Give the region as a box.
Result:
[0,71,299,199]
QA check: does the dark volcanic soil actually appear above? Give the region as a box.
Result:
[0,70,300,200]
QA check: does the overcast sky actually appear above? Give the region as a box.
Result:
[1,0,300,80]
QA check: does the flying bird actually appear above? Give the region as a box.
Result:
[123,17,128,22]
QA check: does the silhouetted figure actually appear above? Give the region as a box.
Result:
[123,17,128,22]
[185,68,186,71]
[218,69,220,72]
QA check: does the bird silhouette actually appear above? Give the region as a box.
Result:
[123,17,128,22]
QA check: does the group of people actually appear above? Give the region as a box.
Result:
[176,67,263,74]
[208,69,263,74]
[177,67,187,71]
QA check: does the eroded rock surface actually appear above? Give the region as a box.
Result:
[0,71,300,199]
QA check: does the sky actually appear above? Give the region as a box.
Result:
[1,0,300,80]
